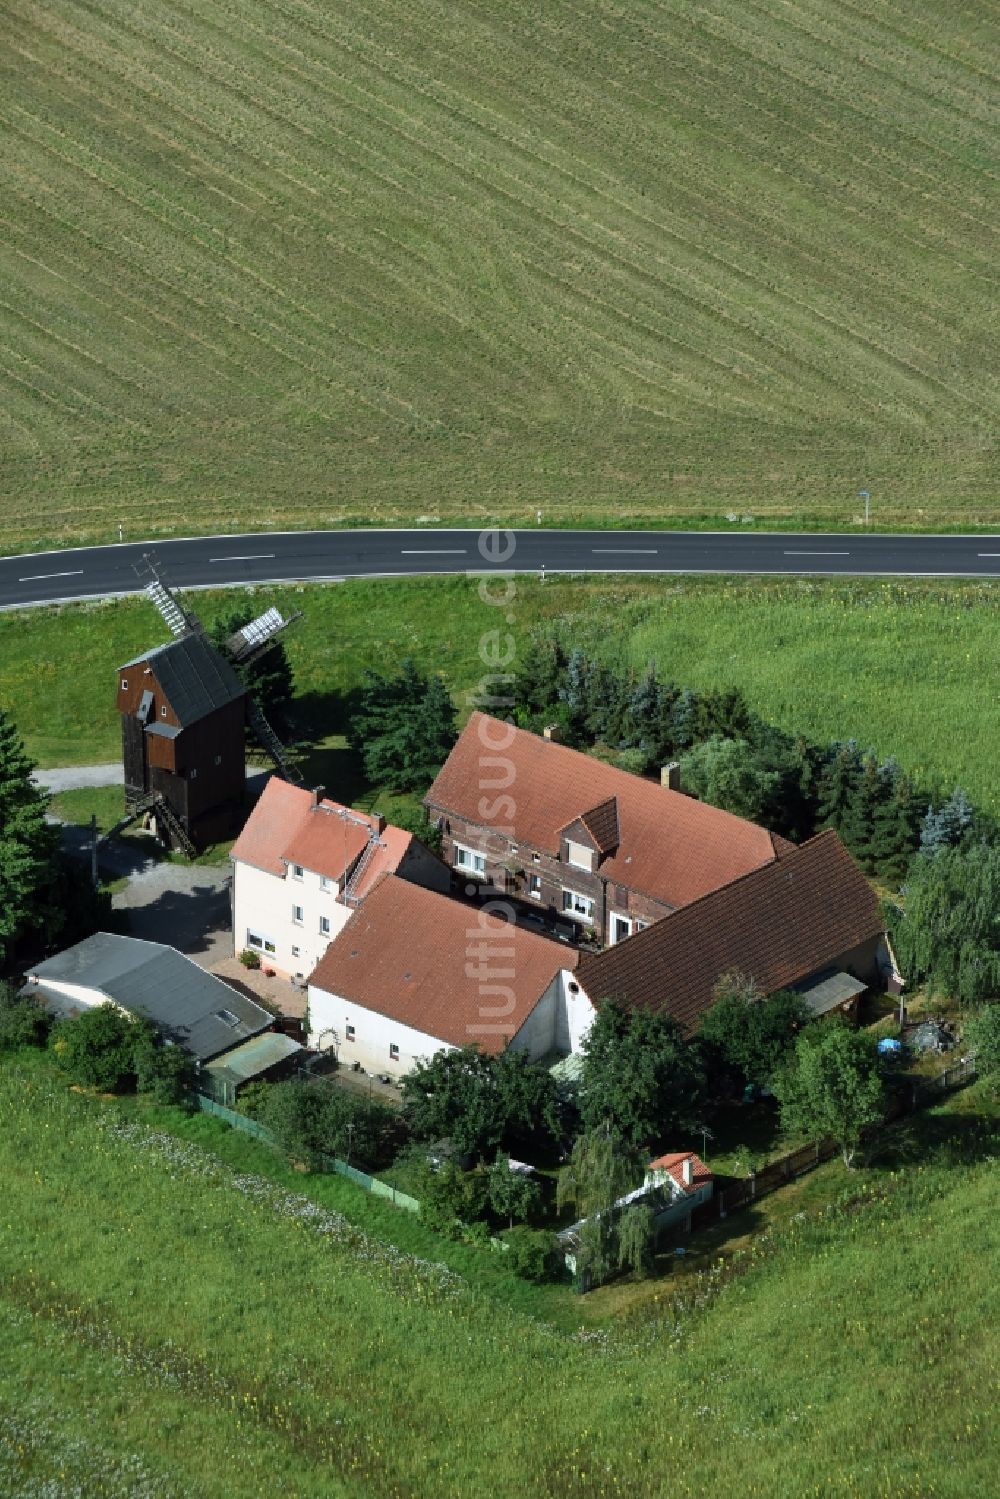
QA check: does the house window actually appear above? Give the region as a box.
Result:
[161,706,168,718]
[454,843,486,877]
[319,916,331,936]
[120,678,128,691]
[345,1024,355,1042]
[634,920,649,934]
[532,852,541,864]
[562,888,594,922]
[189,767,198,780]
[389,1043,399,1062]
[565,839,593,872]
[529,873,542,899]
[611,915,632,944]
[291,864,304,880]
[291,945,300,958]
[214,755,222,766]
[291,904,304,926]
[246,930,276,955]
[319,874,333,891]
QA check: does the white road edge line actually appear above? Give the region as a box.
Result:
[208,553,276,562]
[18,569,85,581]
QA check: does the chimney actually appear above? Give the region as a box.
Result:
[311,784,325,808]
[681,1156,694,1187]
[543,724,561,743]
[372,812,386,835]
[661,761,681,791]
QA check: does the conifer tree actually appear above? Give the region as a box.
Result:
[0,708,60,968]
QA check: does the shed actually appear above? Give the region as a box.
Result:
[793,967,868,1018]
[202,1032,304,1105]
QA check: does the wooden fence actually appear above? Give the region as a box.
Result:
[690,1054,978,1233]
[193,1094,420,1213]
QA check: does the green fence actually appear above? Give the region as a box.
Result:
[193,1094,420,1213]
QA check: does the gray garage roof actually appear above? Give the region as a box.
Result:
[28,933,271,1062]
[204,1031,303,1085]
[120,633,245,727]
[793,967,868,1016]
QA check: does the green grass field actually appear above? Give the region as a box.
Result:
[3,573,998,809]
[1,0,998,549]
[2,1054,997,1497]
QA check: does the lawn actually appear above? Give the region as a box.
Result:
[4,573,999,812]
[1,0,997,550]
[1,1052,996,1497]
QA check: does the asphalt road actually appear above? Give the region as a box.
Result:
[2,528,999,609]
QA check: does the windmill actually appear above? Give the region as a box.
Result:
[105,556,304,858]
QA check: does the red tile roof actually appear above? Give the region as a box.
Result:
[425,713,785,910]
[309,876,575,1053]
[648,1152,712,1194]
[576,830,883,1034]
[230,778,412,886]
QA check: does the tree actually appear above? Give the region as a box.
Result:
[257,1077,330,1168]
[49,1005,138,1092]
[815,741,865,836]
[487,1154,543,1228]
[0,708,61,966]
[965,1005,1000,1093]
[580,1000,704,1147]
[382,802,443,856]
[0,981,50,1050]
[492,1046,563,1154]
[259,1079,396,1169]
[617,1203,656,1279]
[416,1158,489,1238]
[698,974,809,1090]
[133,1030,196,1105]
[556,1129,648,1288]
[347,659,458,792]
[773,1023,885,1167]
[920,788,975,857]
[679,736,781,824]
[209,607,294,722]
[400,1046,500,1159]
[889,844,1000,1005]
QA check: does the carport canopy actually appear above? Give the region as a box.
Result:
[794,968,867,1017]
[204,1031,303,1088]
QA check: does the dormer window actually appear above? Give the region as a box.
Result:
[565,839,594,872]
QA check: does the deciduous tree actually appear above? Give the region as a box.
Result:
[580,1000,703,1147]
[773,1023,885,1167]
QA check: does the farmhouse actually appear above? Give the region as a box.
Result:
[117,632,248,850]
[424,712,789,946]
[307,875,583,1077]
[24,933,296,1074]
[230,778,450,983]
[574,829,898,1033]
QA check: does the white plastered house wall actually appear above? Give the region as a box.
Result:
[308,964,592,1081]
[234,859,353,981]
[24,977,127,1019]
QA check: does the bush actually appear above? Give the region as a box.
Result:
[133,1034,196,1105]
[0,983,51,1051]
[500,1226,562,1283]
[239,948,262,970]
[49,1005,138,1092]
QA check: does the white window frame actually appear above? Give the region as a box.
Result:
[246,930,277,956]
[389,1043,399,1062]
[120,677,128,691]
[319,915,331,936]
[291,864,304,881]
[529,873,542,900]
[291,945,301,958]
[291,904,304,926]
[611,914,632,944]
[345,1023,356,1042]
[634,920,649,934]
[319,874,333,892]
[565,839,594,872]
[454,843,487,878]
[561,888,594,922]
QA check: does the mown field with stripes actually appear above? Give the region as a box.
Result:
[1,0,997,547]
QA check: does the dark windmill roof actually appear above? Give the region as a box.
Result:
[28,933,271,1062]
[119,634,245,727]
